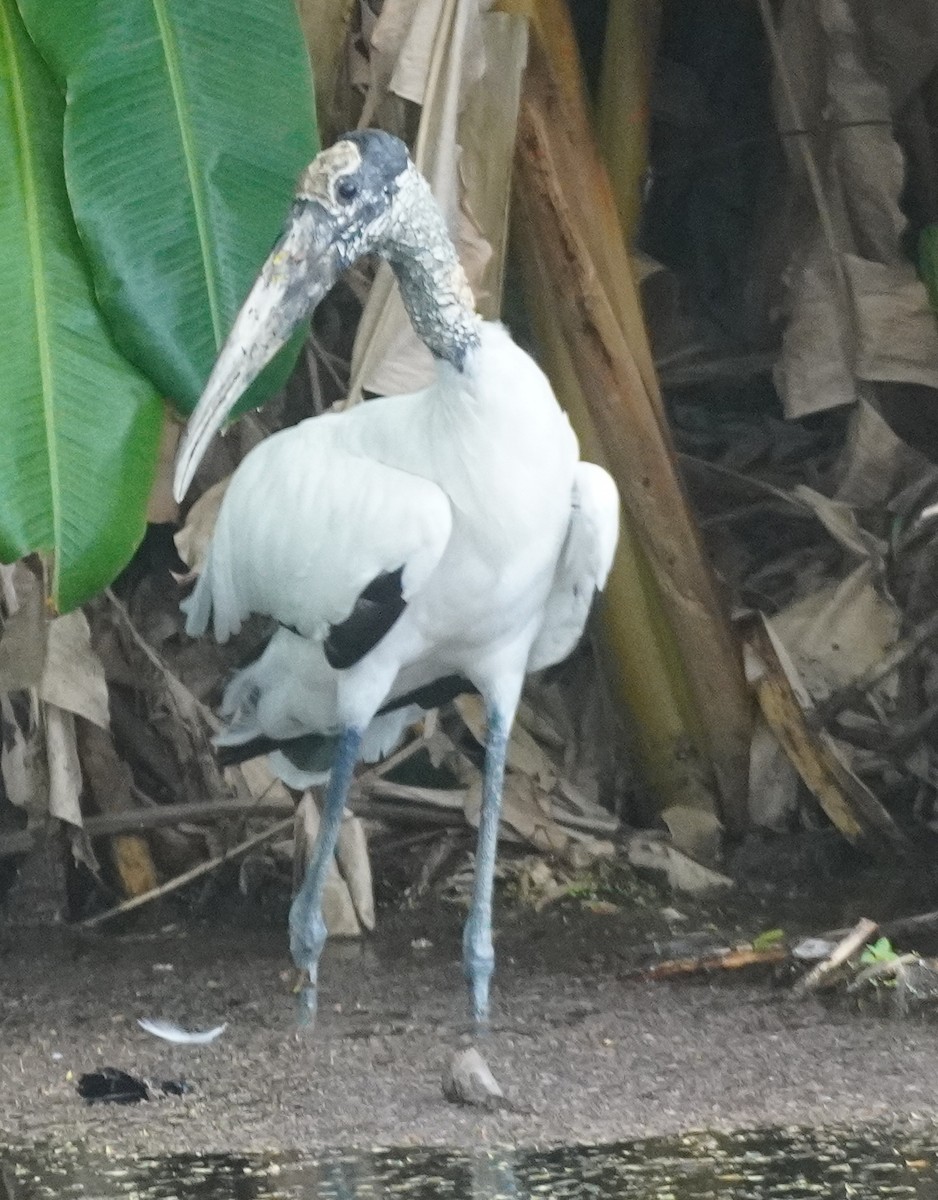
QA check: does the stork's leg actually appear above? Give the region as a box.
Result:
[463,702,511,1028]
[289,725,363,1025]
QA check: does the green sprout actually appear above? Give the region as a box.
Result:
[860,936,898,966]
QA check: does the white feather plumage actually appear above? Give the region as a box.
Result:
[188,323,617,766]
[173,130,621,1028]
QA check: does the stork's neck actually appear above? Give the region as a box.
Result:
[380,166,482,371]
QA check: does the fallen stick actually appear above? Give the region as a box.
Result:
[628,910,938,988]
[626,943,789,981]
[821,908,938,946]
[790,917,878,997]
[78,817,295,929]
[0,795,471,861]
[0,800,296,858]
[748,618,905,855]
[1,779,609,864]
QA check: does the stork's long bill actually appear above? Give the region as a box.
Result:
[174,130,477,503]
[172,206,345,502]
[173,134,406,502]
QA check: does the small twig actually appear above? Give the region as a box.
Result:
[791,917,878,997]
[626,944,788,981]
[304,343,327,417]
[308,331,348,392]
[104,588,221,731]
[370,828,442,859]
[349,797,464,829]
[1,800,297,858]
[405,830,465,904]
[78,818,295,929]
[365,778,468,809]
[828,698,938,753]
[809,608,938,729]
[0,794,474,860]
[356,727,432,784]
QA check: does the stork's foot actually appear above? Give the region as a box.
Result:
[442,1046,505,1110]
[289,899,328,1028]
[292,970,320,1029]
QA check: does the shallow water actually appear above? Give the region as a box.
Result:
[3,1125,938,1200]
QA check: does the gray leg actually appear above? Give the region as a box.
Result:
[462,704,509,1027]
[289,725,362,1025]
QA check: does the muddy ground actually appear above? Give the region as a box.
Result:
[3,840,938,1156]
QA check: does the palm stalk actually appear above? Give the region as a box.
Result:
[514,13,752,829]
[595,0,661,245]
[516,222,718,815]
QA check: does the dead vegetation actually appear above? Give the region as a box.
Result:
[4,0,938,972]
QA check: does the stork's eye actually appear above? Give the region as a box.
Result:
[336,176,359,203]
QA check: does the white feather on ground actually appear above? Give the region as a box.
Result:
[136,1018,227,1045]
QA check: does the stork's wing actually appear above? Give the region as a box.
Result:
[216,627,338,745]
[527,462,620,672]
[182,416,453,647]
[213,626,423,788]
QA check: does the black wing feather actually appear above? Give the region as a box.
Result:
[216,732,336,772]
[214,675,477,771]
[378,674,476,713]
[324,566,406,669]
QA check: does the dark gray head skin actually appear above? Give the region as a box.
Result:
[292,130,482,369]
[289,131,408,269]
[302,130,408,243]
[174,130,481,502]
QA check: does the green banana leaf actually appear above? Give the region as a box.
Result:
[17,0,319,416]
[0,0,163,612]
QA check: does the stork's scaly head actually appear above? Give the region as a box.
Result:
[173,130,478,502]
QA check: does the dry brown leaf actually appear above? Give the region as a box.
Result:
[747,713,799,829]
[174,477,231,577]
[771,562,900,707]
[0,604,109,833]
[659,805,723,867]
[224,755,293,809]
[835,398,933,508]
[0,692,46,817]
[45,705,83,828]
[767,0,938,417]
[349,0,524,398]
[457,12,527,317]
[624,832,733,894]
[789,485,883,561]
[146,409,182,524]
[102,591,234,810]
[0,564,47,693]
[40,610,109,729]
[336,813,375,930]
[513,856,572,910]
[296,0,358,134]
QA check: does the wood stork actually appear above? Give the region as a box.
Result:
[173,130,619,1029]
